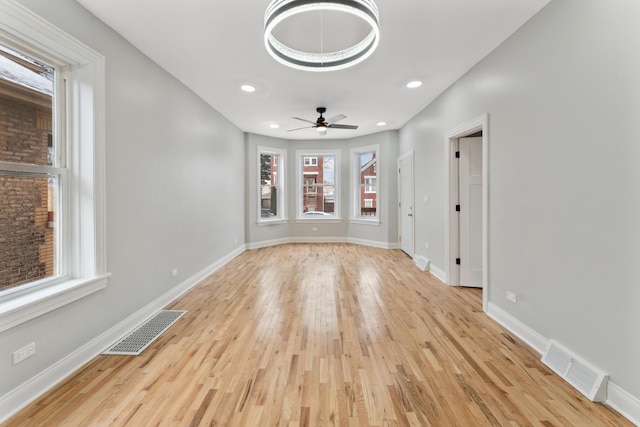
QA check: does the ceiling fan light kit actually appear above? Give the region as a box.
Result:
[264,0,380,72]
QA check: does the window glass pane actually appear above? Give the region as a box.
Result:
[0,174,57,290]
[358,152,377,217]
[301,154,336,216]
[260,153,279,217]
[0,44,55,166]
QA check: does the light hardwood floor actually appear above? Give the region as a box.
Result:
[5,243,630,426]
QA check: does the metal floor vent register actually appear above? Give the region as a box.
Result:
[103,310,187,356]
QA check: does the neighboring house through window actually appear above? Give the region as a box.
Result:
[351,145,379,221]
[258,146,286,223]
[298,151,338,218]
[0,3,107,333]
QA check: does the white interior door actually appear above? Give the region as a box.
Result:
[398,153,414,257]
[459,137,483,288]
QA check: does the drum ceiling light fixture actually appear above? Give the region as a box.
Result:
[264,0,380,72]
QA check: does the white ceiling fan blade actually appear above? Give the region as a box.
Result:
[292,117,316,125]
[287,125,314,132]
[326,114,346,125]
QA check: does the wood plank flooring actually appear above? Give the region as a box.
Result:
[5,243,631,426]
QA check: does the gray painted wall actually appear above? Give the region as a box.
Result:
[3,0,639,418]
[399,0,640,398]
[245,131,399,248]
[1,0,245,398]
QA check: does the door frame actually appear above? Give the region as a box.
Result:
[444,114,489,312]
[397,150,415,258]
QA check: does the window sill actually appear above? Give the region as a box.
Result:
[257,218,289,226]
[0,274,110,333]
[349,218,381,226]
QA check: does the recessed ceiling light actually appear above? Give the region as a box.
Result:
[376,121,387,126]
[406,80,423,89]
[269,124,280,129]
[240,84,256,92]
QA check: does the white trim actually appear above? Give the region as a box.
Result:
[428,263,446,283]
[0,0,108,328]
[0,275,110,333]
[0,245,245,424]
[444,114,489,312]
[246,238,292,250]
[295,218,342,224]
[247,237,398,250]
[487,302,548,355]
[257,218,289,226]
[607,382,640,426]
[487,302,639,425]
[351,145,380,221]
[397,150,415,257]
[348,218,380,226]
[347,237,396,249]
[296,149,340,219]
[290,236,347,243]
[257,146,286,224]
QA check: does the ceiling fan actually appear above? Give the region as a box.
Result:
[288,107,358,136]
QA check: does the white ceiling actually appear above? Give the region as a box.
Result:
[75,0,550,140]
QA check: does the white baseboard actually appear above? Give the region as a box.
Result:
[0,245,246,424]
[246,238,290,250]
[247,237,399,250]
[487,302,548,354]
[429,264,446,283]
[487,302,640,426]
[347,237,397,249]
[607,382,640,426]
[290,236,348,244]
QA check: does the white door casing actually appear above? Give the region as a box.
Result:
[398,152,414,257]
[444,114,489,312]
[459,137,483,288]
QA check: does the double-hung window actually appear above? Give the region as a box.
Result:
[0,3,107,332]
[297,151,339,219]
[258,146,286,223]
[351,145,379,223]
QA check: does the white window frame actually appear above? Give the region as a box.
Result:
[0,2,108,333]
[296,150,341,222]
[303,156,318,166]
[257,146,287,225]
[350,144,380,225]
[364,176,376,194]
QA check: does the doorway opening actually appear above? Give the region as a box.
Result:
[444,114,489,312]
[397,151,414,258]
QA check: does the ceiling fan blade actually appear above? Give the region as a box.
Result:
[328,124,358,130]
[326,114,346,125]
[292,117,316,125]
[287,125,314,132]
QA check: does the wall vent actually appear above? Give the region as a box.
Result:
[103,310,186,356]
[415,256,430,271]
[541,340,608,402]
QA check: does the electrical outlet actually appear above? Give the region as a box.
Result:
[506,291,517,303]
[170,268,178,278]
[425,243,429,249]
[13,342,36,365]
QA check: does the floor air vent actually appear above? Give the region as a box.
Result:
[103,310,186,356]
[541,340,608,402]
[415,255,430,271]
